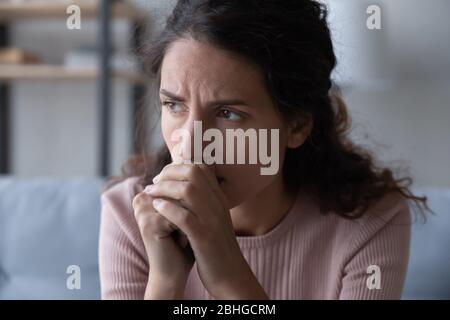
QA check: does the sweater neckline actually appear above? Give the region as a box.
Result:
[235,189,304,249]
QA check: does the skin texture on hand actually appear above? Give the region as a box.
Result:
[145,273,188,300]
[144,163,269,299]
[132,189,195,297]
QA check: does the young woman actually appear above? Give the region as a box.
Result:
[99,0,428,300]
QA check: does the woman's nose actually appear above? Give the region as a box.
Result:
[179,112,211,163]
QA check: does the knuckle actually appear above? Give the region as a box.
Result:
[131,193,144,210]
[132,193,153,215]
[186,164,198,179]
[142,213,170,236]
[132,199,175,240]
[135,211,152,232]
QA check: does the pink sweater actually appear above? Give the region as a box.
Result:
[99,176,411,300]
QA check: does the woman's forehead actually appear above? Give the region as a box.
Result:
[160,39,265,97]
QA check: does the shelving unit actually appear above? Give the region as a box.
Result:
[0,0,148,176]
[0,1,144,21]
[0,64,146,83]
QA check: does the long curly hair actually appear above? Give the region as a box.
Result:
[105,0,430,219]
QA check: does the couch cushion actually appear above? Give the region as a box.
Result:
[0,176,105,299]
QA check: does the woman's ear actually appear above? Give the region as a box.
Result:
[287,115,313,149]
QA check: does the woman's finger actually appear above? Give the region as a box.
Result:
[153,163,228,209]
[196,164,229,208]
[146,180,211,217]
[153,163,205,185]
[132,193,178,239]
[152,198,197,238]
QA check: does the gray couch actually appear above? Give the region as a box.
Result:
[0,176,104,299]
[0,176,449,299]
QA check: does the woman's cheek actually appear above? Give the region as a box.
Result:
[219,164,275,208]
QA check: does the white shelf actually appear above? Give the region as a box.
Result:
[0,64,146,84]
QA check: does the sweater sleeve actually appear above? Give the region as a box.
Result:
[98,177,149,300]
[339,194,412,299]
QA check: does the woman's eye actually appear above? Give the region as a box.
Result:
[217,108,243,121]
[162,101,184,114]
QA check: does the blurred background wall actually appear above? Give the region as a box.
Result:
[7,0,176,177]
[7,0,450,188]
[327,0,450,188]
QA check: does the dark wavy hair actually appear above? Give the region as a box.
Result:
[106,0,430,219]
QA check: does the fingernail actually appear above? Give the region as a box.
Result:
[143,185,153,194]
[153,198,162,207]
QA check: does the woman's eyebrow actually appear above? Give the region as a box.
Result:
[159,89,250,107]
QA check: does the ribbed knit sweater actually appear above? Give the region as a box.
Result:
[99,176,411,299]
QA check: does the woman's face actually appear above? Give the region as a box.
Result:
[159,38,307,208]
